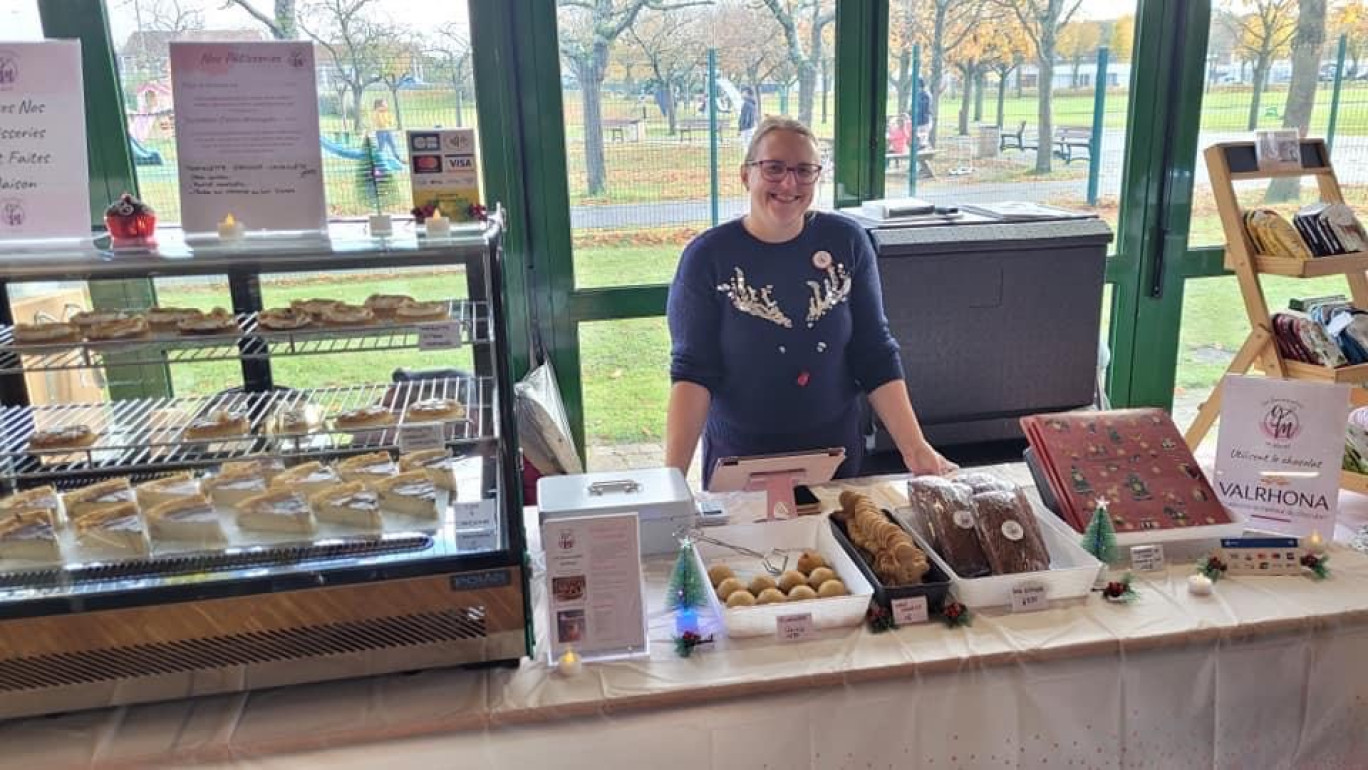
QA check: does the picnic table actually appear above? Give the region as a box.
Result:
[604,117,647,143]
[886,148,938,179]
[676,118,712,141]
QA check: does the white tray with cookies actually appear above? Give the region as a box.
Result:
[900,498,1104,609]
[691,514,874,639]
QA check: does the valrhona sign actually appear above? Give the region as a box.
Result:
[1214,375,1349,539]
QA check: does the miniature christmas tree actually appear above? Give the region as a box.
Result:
[356,135,397,215]
[665,537,709,613]
[1081,499,1118,564]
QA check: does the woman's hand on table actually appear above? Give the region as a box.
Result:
[902,440,958,476]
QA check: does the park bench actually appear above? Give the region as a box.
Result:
[676,118,712,141]
[1053,126,1092,164]
[1000,121,1035,153]
[886,148,939,179]
[605,117,647,143]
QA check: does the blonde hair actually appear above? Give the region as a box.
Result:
[743,116,821,165]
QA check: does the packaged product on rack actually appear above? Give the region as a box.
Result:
[906,475,992,578]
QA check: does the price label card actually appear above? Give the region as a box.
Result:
[418,321,463,350]
[891,596,929,626]
[1130,544,1167,572]
[456,530,499,553]
[398,422,445,452]
[775,612,815,643]
[1010,581,1048,613]
[453,499,497,531]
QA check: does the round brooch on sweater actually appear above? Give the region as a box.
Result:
[812,250,832,270]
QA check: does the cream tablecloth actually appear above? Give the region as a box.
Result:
[4,474,1368,770]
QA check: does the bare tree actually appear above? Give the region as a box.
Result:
[1269,0,1328,201]
[759,0,835,127]
[299,0,386,134]
[920,0,985,146]
[713,1,789,115]
[222,0,298,39]
[375,32,420,131]
[888,0,924,118]
[123,0,205,74]
[627,8,705,134]
[1228,0,1298,130]
[558,0,708,197]
[999,0,1085,173]
[426,25,473,128]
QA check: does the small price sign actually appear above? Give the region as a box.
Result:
[456,530,498,552]
[1010,581,1048,613]
[398,422,445,452]
[891,596,929,626]
[418,321,463,350]
[454,499,497,531]
[775,612,815,643]
[1130,544,1167,572]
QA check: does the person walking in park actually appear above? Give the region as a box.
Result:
[915,78,932,147]
[371,98,402,163]
[737,86,758,155]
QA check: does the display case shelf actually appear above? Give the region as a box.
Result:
[1248,251,1368,278]
[0,377,493,483]
[0,300,488,376]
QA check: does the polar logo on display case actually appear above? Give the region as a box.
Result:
[1,201,24,229]
[1260,400,1302,441]
[0,52,17,87]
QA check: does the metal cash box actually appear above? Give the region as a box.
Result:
[537,467,696,556]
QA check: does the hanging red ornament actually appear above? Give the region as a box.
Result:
[104,193,157,245]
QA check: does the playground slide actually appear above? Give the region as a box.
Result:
[319,135,404,173]
[129,136,163,166]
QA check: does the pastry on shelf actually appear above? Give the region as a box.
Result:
[64,478,136,518]
[184,408,251,440]
[362,293,416,319]
[146,495,227,545]
[146,306,204,332]
[269,403,322,436]
[11,321,80,345]
[84,314,149,341]
[404,397,466,424]
[74,502,149,555]
[256,307,312,331]
[309,481,383,529]
[290,298,339,318]
[68,309,135,333]
[269,460,342,496]
[333,404,396,430]
[0,485,60,518]
[393,300,450,324]
[28,424,97,451]
[202,464,270,507]
[235,489,316,534]
[373,471,439,518]
[336,451,399,483]
[221,456,287,482]
[320,302,375,327]
[177,308,238,335]
[398,449,456,491]
[135,472,203,509]
[0,509,61,562]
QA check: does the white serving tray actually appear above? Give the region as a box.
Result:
[897,501,1104,609]
[691,514,874,639]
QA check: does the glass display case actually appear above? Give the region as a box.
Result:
[0,216,530,719]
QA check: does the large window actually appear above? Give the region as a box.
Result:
[111,0,478,224]
[2,3,43,39]
[883,1,1139,238]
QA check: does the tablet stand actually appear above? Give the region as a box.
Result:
[746,471,802,521]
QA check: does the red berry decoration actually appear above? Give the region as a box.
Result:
[1300,553,1330,580]
[467,202,488,222]
[410,203,437,223]
[940,601,972,628]
[1099,573,1137,603]
[104,192,157,244]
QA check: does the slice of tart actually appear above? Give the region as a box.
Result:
[29,424,98,451]
[184,408,251,441]
[221,456,287,482]
[235,490,316,534]
[12,321,80,345]
[0,510,61,562]
[336,451,399,484]
[362,293,415,319]
[75,502,149,555]
[403,397,466,424]
[136,472,203,509]
[257,306,313,331]
[393,301,450,324]
[309,482,383,530]
[269,461,342,496]
[63,478,137,518]
[147,495,227,545]
[177,307,238,336]
[373,471,439,519]
[333,404,396,430]
[202,465,270,507]
[269,403,322,436]
[146,306,203,332]
[84,315,150,341]
[398,449,457,492]
[0,485,61,517]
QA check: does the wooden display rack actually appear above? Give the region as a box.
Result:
[1185,138,1368,495]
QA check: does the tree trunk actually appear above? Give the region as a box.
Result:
[579,68,607,196]
[454,86,464,128]
[973,70,984,122]
[388,85,404,131]
[958,68,972,135]
[1071,56,1081,88]
[996,70,1007,128]
[1248,55,1271,130]
[1036,51,1055,173]
[665,79,679,134]
[929,7,947,146]
[896,48,911,115]
[275,0,296,39]
[820,58,829,125]
[797,62,816,125]
[1268,0,1328,202]
[351,86,364,135]
[1016,66,1023,98]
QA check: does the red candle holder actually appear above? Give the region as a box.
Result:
[104,193,157,246]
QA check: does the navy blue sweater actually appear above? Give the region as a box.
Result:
[667,212,904,484]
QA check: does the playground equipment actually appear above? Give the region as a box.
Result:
[130,136,163,166]
[320,134,404,172]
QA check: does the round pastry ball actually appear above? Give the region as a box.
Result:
[715,577,746,601]
[806,566,836,589]
[787,584,818,601]
[777,569,808,593]
[796,550,826,574]
[725,590,757,608]
[817,579,848,597]
[749,574,778,595]
[755,587,788,605]
[708,564,735,588]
